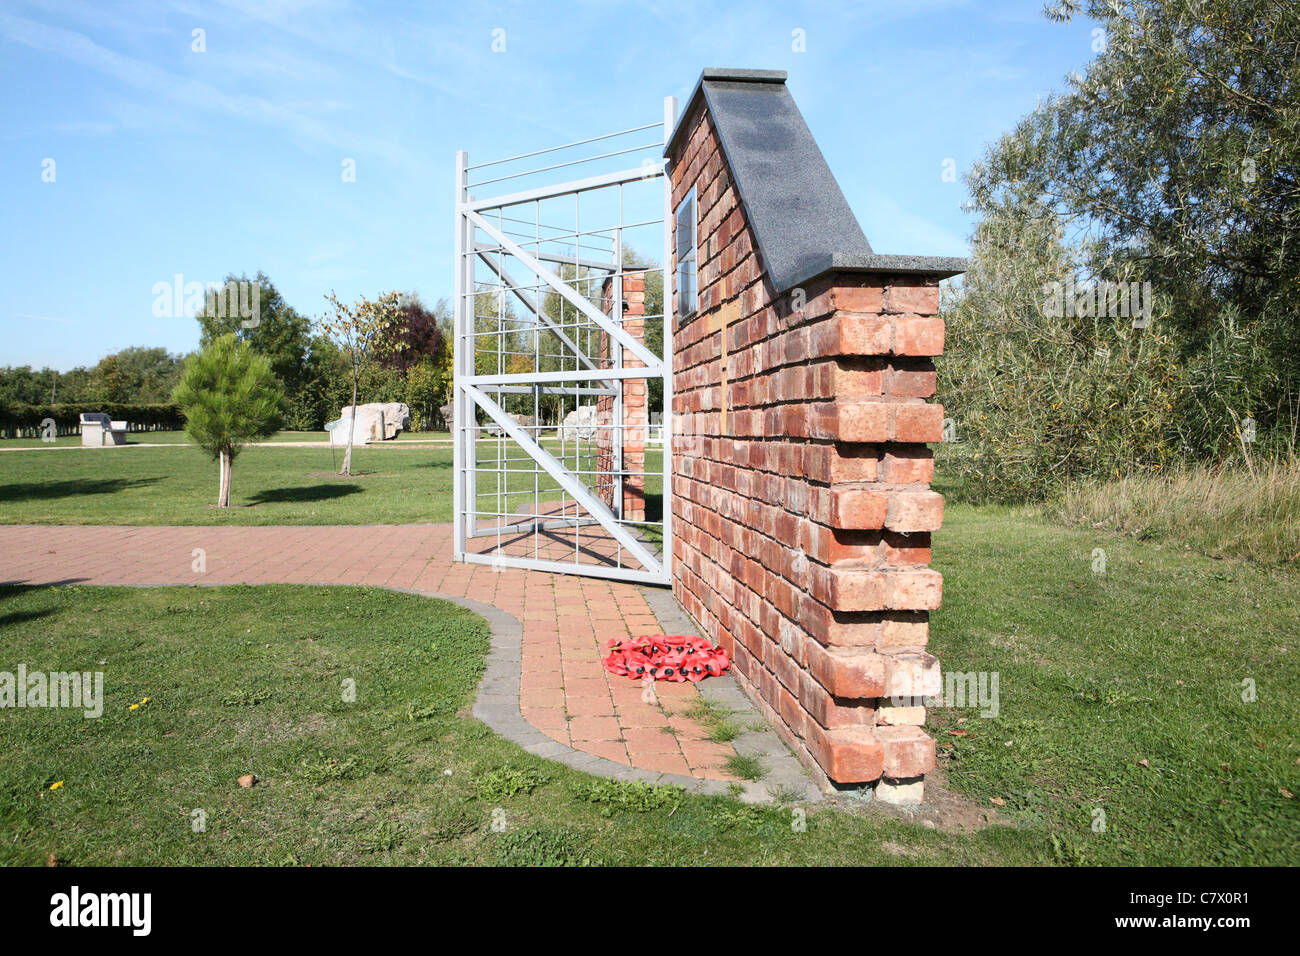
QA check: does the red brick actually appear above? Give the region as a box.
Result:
[876,725,937,777]
[810,566,942,612]
[887,568,943,610]
[892,315,945,355]
[882,650,942,698]
[883,283,940,316]
[805,724,883,783]
[777,685,808,740]
[879,448,934,484]
[806,643,886,698]
[808,312,892,357]
[829,486,889,529]
[885,490,944,533]
[891,403,944,443]
[800,280,885,320]
[804,525,880,565]
[885,364,938,398]
[824,358,884,398]
[802,443,879,484]
[808,401,890,443]
[798,595,881,647]
[799,670,877,728]
[830,283,884,314]
[879,613,929,648]
[809,565,888,611]
[884,531,931,566]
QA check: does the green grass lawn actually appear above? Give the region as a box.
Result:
[0,584,1014,866]
[0,429,455,449]
[3,510,1297,864]
[0,441,665,527]
[930,500,1299,864]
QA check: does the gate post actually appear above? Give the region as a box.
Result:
[596,273,648,522]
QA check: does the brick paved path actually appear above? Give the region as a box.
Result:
[0,524,737,779]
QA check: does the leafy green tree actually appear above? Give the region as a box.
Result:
[965,0,1299,446]
[403,357,450,430]
[944,0,1300,499]
[88,347,183,403]
[196,271,312,400]
[172,334,283,508]
[279,334,350,431]
[0,366,55,404]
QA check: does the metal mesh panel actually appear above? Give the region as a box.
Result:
[453,105,674,584]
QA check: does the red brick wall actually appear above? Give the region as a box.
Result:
[668,98,947,800]
[595,273,647,521]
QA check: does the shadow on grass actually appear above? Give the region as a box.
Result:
[247,484,363,505]
[0,608,56,628]
[0,478,162,503]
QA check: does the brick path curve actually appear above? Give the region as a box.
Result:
[0,524,748,781]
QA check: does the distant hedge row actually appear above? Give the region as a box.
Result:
[0,402,185,439]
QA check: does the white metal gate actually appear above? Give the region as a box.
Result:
[453,98,676,585]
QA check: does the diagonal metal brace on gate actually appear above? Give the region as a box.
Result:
[473,248,603,375]
[464,209,664,371]
[462,382,665,579]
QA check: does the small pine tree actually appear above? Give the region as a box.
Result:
[172,334,283,507]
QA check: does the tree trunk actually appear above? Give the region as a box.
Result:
[341,373,358,476]
[218,449,232,508]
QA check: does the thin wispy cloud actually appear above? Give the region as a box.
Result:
[0,9,421,172]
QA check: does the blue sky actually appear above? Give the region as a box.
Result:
[0,0,1100,371]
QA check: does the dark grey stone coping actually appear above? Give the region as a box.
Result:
[399,586,822,804]
[789,252,969,288]
[665,68,968,295]
[665,68,788,155]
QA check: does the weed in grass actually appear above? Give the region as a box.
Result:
[708,801,792,834]
[490,825,603,867]
[406,699,455,721]
[1048,832,1090,866]
[358,820,406,854]
[684,698,748,744]
[426,804,479,843]
[474,765,549,801]
[220,688,273,707]
[724,753,765,782]
[572,778,684,817]
[683,698,730,723]
[300,752,374,783]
